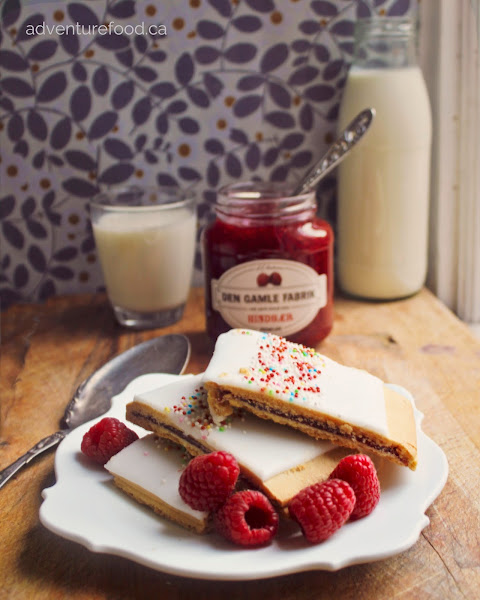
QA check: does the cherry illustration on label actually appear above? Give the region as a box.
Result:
[256,272,282,287]
[257,273,270,287]
[270,272,282,286]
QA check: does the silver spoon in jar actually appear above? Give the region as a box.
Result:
[293,107,375,195]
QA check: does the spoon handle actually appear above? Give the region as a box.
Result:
[294,107,375,195]
[0,430,67,489]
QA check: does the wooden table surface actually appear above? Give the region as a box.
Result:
[1,287,480,599]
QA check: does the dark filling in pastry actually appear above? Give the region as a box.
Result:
[226,395,404,462]
[129,410,210,454]
[129,409,267,498]
[130,395,406,466]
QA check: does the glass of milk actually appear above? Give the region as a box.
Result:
[90,186,196,329]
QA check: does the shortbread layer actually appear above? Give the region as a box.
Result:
[105,434,209,534]
[203,329,418,470]
[126,374,352,506]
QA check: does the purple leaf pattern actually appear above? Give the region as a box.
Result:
[1,77,34,97]
[67,3,99,27]
[62,178,99,197]
[98,163,135,184]
[60,32,80,56]
[232,15,262,33]
[0,0,419,308]
[70,85,92,122]
[104,138,134,160]
[88,111,118,140]
[260,43,289,73]
[27,40,58,61]
[65,150,97,171]
[111,80,135,109]
[16,13,43,42]
[71,60,87,81]
[108,1,136,19]
[93,66,110,96]
[7,113,23,141]
[26,110,48,141]
[197,21,224,40]
[1,0,21,28]
[96,32,130,51]
[50,117,72,150]
[0,49,28,71]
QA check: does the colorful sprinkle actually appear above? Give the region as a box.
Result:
[167,384,233,439]
[234,331,324,401]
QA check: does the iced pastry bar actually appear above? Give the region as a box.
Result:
[105,434,209,533]
[203,329,418,470]
[126,374,352,506]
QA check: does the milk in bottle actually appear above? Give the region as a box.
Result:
[337,18,432,299]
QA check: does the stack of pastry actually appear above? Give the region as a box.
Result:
[106,329,418,532]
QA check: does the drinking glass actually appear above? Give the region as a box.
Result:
[90,186,196,329]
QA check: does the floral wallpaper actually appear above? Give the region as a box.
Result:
[0,0,416,309]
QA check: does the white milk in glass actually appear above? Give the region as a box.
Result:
[93,208,196,312]
[337,20,432,300]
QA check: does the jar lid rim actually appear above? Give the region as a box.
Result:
[355,16,417,35]
[218,181,315,203]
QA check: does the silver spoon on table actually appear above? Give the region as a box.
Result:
[294,107,375,195]
[0,334,191,489]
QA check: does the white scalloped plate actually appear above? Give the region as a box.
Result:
[40,374,448,580]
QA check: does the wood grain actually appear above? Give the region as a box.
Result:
[1,288,479,599]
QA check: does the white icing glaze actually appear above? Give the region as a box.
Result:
[134,374,334,482]
[203,329,389,438]
[105,434,207,522]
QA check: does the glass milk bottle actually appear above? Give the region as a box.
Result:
[337,18,432,299]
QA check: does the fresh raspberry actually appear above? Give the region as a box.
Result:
[179,451,240,512]
[81,417,138,465]
[329,454,380,520]
[288,479,355,543]
[214,490,279,547]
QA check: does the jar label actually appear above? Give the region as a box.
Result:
[211,259,327,336]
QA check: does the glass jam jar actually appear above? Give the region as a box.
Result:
[202,181,333,346]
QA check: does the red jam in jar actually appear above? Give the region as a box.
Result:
[202,181,334,346]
